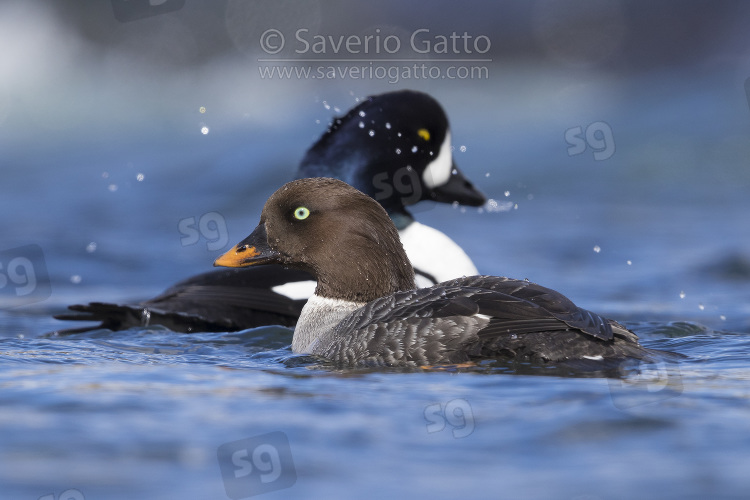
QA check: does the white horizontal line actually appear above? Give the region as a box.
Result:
[257,58,493,63]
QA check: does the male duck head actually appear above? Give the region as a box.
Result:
[297,90,485,225]
[215,177,415,303]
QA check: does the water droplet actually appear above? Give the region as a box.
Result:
[698,303,705,310]
[358,121,365,128]
[504,191,510,197]
[358,110,366,117]
[485,172,490,177]
[459,145,467,152]
[484,199,514,213]
[86,242,97,253]
[720,315,726,321]
[323,101,331,110]
[141,308,151,326]
[199,106,206,114]
[368,130,375,137]
[593,245,601,253]
[102,172,109,179]
[136,173,144,182]
[395,148,401,155]
[397,132,402,137]
[679,291,686,299]
[385,122,391,129]
[201,126,209,135]
[626,260,632,265]
[108,184,118,192]
[70,275,82,284]
[411,145,418,153]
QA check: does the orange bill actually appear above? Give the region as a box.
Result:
[213,222,280,268]
[214,244,260,268]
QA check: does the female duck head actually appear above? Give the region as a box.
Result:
[215,177,416,303]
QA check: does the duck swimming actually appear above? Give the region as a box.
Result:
[54,90,485,333]
[215,177,671,367]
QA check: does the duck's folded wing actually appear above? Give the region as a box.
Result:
[313,278,641,366]
[314,284,576,364]
[53,266,310,334]
[438,275,616,341]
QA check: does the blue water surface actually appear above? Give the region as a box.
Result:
[2,2,750,499]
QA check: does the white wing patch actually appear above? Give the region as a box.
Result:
[272,280,317,300]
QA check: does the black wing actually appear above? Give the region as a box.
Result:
[438,276,616,341]
[53,266,311,334]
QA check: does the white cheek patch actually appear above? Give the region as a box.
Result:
[422,130,453,189]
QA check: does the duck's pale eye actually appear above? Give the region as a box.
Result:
[293,206,310,220]
[417,128,431,141]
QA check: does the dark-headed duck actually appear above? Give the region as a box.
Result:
[215,178,669,367]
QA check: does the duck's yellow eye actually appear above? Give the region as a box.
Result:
[293,206,310,220]
[417,128,431,141]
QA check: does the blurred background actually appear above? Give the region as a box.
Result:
[1,0,749,327]
[2,3,750,500]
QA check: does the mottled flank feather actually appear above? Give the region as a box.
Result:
[305,277,659,367]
